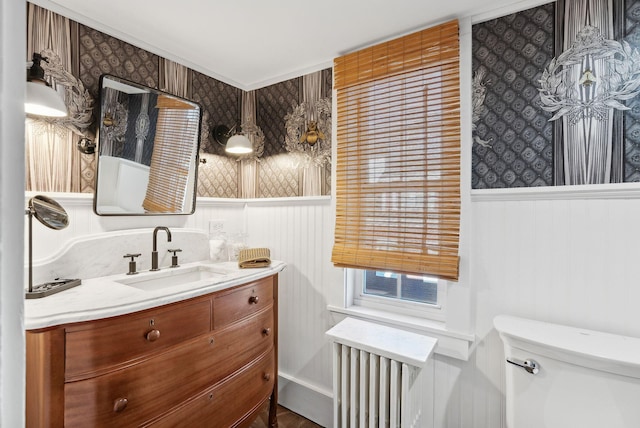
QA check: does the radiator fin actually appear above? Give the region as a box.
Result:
[333,343,424,428]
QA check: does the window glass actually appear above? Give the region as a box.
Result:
[364,271,438,305]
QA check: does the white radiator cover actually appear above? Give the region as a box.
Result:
[326,318,437,428]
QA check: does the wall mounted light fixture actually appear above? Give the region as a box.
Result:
[25,53,68,118]
[212,124,253,154]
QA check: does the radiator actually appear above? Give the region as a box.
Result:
[326,318,437,428]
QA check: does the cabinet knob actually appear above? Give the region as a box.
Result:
[248,295,259,305]
[145,329,161,342]
[113,397,128,413]
[262,327,271,336]
[263,373,271,381]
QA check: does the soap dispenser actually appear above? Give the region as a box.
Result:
[208,220,227,262]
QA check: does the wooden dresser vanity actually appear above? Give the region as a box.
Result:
[26,274,279,427]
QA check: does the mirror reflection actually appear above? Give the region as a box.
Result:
[30,195,69,230]
[94,75,201,215]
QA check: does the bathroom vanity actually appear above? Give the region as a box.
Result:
[25,259,283,428]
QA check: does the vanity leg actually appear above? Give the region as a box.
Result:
[268,276,279,428]
[268,389,278,428]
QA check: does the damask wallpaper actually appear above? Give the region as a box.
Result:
[472,0,640,188]
[472,4,556,188]
[28,3,333,199]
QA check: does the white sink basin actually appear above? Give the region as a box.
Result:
[116,265,227,291]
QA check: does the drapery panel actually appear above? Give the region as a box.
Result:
[26,4,80,192]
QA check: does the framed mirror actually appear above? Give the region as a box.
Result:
[94,75,202,215]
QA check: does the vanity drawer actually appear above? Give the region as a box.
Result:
[65,296,211,380]
[213,276,273,328]
[144,349,275,428]
[64,308,274,427]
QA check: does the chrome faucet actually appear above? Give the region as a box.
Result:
[151,226,172,271]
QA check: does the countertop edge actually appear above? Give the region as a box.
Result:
[25,260,286,330]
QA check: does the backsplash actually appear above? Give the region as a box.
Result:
[29,228,209,285]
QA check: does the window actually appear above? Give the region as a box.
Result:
[143,95,199,213]
[332,20,461,283]
[364,271,438,304]
[348,268,446,321]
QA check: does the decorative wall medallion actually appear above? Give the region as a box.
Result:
[284,98,332,167]
[200,109,211,151]
[539,25,640,124]
[100,100,128,157]
[236,120,265,161]
[33,48,94,137]
[472,66,492,147]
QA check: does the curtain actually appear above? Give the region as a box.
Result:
[300,72,323,196]
[239,90,258,198]
[160,58,190,98]
[26,4,80,192]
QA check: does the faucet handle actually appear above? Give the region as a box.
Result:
[124,253,141,275]
[168,249,182,268]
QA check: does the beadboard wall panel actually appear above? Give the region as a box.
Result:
[466,195,640,428]
[27,192,640,428]
[244,199,339,395]
[26,195,339,427]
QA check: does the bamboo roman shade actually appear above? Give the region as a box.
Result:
[142,96,199,213]
[331,19,461,281]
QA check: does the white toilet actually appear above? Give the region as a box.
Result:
[494,315,640,428]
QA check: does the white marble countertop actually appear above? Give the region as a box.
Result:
[25,260,286,330]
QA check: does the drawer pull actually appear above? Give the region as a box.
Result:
[262,327,271,336]
[263,373,271,381]
[145,329,161,342]
[113,397,128,413]
[248,295,259,304]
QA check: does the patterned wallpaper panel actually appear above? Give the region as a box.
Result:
[625,0,640,182]
[322,68,333,194]
[192,70,240,198]
[474,0,640,188]
[32,5,332,199]
[197,154,238,199]
[78,24,161,193]
[78,25,159,101]
[472,3,555,189]
[256,78,302,197]
[322,68,333,99]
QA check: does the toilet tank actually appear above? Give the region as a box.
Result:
[494,315,640,428]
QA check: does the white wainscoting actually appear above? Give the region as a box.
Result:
[28,194,340,427]
[462,193,640,428]
[243,197,342,427]
[27,192,640,428]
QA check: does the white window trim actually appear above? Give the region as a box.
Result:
[328,268,474,361]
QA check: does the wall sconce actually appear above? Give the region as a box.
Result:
[25,53,68,118]
[300,120,325,146]
[212,124,253,155]
[77,137,96,154]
